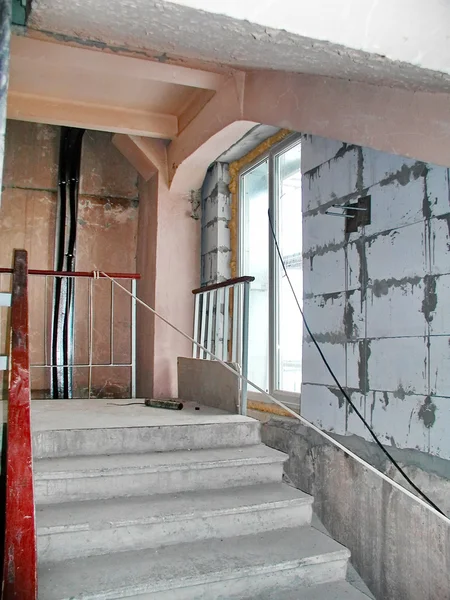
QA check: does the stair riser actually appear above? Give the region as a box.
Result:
[35,462,284,504]
[38,502,313,562]
[33,422,261,459]
[52,556,349,600]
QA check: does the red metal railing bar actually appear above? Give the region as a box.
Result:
[0,268,140,279]
[2,250,37,599]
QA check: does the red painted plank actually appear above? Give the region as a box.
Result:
[0,268,140,279]
[2,250,37,599]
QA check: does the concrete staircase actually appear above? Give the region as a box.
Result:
[34,406,369,599]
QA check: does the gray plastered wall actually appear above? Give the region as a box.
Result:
[301,134,450,468]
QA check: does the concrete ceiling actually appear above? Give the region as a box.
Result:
[7,35,222,138]
[28,0,450,92]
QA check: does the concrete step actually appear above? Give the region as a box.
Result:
[38,526,350,600]
[34,444,287,503]
[242,581,372,600]
[37,482,313,562]
[33,415,261,459]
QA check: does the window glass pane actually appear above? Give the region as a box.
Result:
[275,143,302,393]
[240,160,269,391]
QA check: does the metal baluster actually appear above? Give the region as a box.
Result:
[193,293,200,358]
[206,290,215,360]
[241,280,250,416]
[215,287,224,360]
[231,284,239,363]
[200,292,207,359]
[131,279,137,399]
[88,278,93,399]
[222,285,230,362]
[110,278,114,366]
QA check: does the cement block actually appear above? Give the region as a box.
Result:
[369,392,430,452]
[177,357,239,413]
[345,391,371,441]
[302,342,346,388]
[428,396,450,460]
[429,335,450,396]
[361,147,417,188]
[301,135,347,175]
[301,384,347,435]
[368,337,428,396]
[430,274,450,335]
[302,211,346,254]
[366,278,427,338]
[304,248,347,296]
[365,221,427,282]
[426,164,450,218]
[302,293,346,340]
[429,216,450,275]
[364,176,424,238]
[303,148,359,213]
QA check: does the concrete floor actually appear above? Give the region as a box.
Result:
[0,399,252,430]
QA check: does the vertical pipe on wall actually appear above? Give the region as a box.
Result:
[131,279,137,399]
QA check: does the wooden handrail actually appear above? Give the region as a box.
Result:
[0,268,140,279]
[2,250,37,599]
[192,276,255,295]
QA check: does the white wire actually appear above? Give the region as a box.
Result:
[101,272,450,526]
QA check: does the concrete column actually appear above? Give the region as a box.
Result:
[136,140,201,399]
[201,162,232,285]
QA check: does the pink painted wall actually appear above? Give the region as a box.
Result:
[0,121,139,398]
[135,139,201,399]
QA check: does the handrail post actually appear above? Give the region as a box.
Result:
[131,278,137,398]
[2,249,37,599]
[241,280,250,416]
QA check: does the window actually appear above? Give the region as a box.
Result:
[239,136,302,409]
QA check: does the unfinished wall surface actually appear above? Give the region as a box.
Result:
[0,120,139,398]
[301,134,450,467]
[292,133,450,600]
[262,418,450,600]
[201,162,232,285]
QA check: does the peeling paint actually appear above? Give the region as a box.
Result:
[418,396,437,428]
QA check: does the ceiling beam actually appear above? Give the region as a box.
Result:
[10,35,226,91]
[7,91,178,139]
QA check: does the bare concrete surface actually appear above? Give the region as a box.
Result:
[38,526,351,600]
[178,357,239,413]
[29,398,246,430]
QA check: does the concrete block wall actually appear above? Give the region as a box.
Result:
[301,134,450,466]
[201,162,232,285]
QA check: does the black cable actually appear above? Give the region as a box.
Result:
[268,209,445,516]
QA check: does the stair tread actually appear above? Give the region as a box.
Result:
[34,444,286,478]
[39,526,350,600]
[246,580,371,600]
[37,482,312,532]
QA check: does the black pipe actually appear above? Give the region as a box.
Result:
[51,127,85,399]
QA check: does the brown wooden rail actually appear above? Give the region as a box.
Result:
[192,276,255,295]
[2,250,37,599]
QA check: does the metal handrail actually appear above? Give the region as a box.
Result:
[0,268,139,399]
[104,272,450,527]
[2,250,37,599]
[192,276,254,414]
